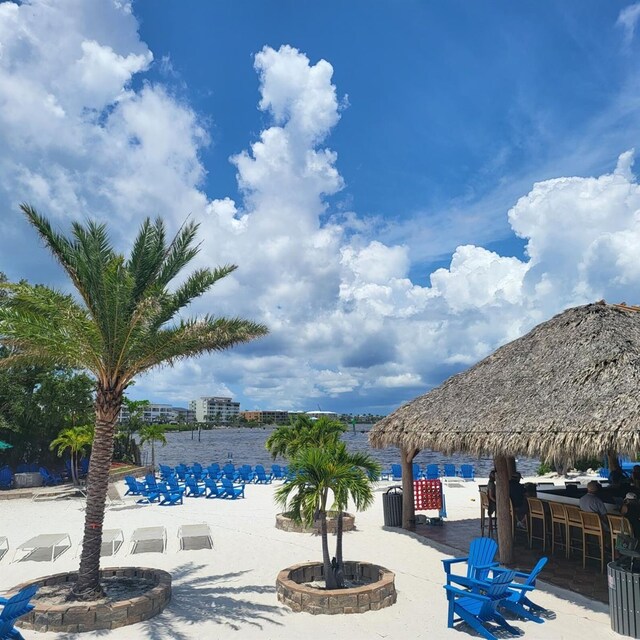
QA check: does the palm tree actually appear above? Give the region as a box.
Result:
[50,425,93,486]
[138,423,167,472]
[266,415,347,460]
[0,205,268,599]
[275,442,381,589]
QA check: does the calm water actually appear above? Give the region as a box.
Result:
[141,426,539,477]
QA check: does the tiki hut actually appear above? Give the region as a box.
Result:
[369,301,640,562]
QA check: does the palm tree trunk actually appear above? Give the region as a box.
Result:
[321,511,337,589]
[336,511,343,566]
[72,385,122,600]
[71,450,78,486]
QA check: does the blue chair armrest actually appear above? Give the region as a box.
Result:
[507,583,536,592]
[443,585,491,602]
[0,596,8,604]
[442,557,468,572]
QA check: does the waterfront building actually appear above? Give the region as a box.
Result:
[117,403,193,424]
[241,410,291,424]
[305,410,339,421]
[189,396,240,423]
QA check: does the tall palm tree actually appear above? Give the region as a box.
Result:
[275,442,381,589]
[49,425,93,486]
[0,205,268,599]
[138,423,167,472]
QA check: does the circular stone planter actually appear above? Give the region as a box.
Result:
[12,567,171,633]
[276,561,396,614]
[275,511,355,534]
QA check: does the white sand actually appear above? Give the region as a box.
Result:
[0,476,615,639]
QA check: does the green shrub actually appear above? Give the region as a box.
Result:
[536,461,553,475]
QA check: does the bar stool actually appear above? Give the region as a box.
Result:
[564,505,584,558]
[479,491,494,537]
[510,499,528,542]
[548,501,569,557]
[580,511,605,572]
[607,514,633,562]
[527,497,546,550]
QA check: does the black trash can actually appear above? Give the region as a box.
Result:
[383,486,403,527]
[608,560,640,638]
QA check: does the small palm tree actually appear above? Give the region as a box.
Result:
[138,423,167,472]
[266,415,347,460]
[50,425,93,486]
[0,205,268,599]
[275,442,381,589]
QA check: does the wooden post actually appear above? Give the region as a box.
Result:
[494,455,513,564]
[401,447,419,530]
[607,451,620,472]
[506,456,517,477]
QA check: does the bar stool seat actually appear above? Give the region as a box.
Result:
[527,497,546,551]
[564,504,584,559]
[607,514,633,562]
[548,501,569,557]
[580,510,605,573]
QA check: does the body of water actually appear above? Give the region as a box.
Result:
[141,426,540,477]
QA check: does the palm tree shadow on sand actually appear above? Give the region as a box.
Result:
[90,563,284,639]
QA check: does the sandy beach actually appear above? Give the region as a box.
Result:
[0,475,615,640]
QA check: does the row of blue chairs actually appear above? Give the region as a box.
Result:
[159,463,291,485]
[0,465,66,489]
[386,463,475,481]
[124,473,246,504]
[444,537,550,639]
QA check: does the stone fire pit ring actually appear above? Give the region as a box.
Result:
[275,511,355,534]
[13,567,171,633]
[276,561,396,614]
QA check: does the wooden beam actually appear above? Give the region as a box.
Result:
[506,456,517,477]
[494,455,513,564]
[401,447,419,530]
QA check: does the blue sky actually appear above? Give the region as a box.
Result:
[1,1,640,414]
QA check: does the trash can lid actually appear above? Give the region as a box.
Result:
[385,486,402,494]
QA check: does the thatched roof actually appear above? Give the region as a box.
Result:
[369,302,640,461]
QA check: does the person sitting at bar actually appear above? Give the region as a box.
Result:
[509,471,527,528]
[580,480,609,529]
[608,467,630,497]
[621,492,640,538]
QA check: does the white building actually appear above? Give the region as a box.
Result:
[305,410,339,421]
[118,403,192,424]
[189,396,240,423]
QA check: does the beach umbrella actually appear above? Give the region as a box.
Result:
[369,301,640,561]
[0,440,12,450]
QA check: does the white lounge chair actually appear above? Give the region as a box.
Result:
[15,533,71,562]
[130,526,166,554]
[100,529,124,557]
[178,524,213,550]
[0,536,8,561]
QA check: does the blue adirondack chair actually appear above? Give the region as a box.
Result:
[39,467,63,486]
[158,465,173,480]
[0,583,38,640]
[192,462,203,475]
[185,477,205,497]
[391,464,402,481]
[222,463,238,481]
[221,477,245,499]
[445,570,520,640]
[443,463,456,478]
[159,483,184,506]
[495,557,549,623]
[442,537,499,582]
[237,466,254,483]
[412,463,424,479]
[175,464,188,481]
[145,473,160,489]
[460,464,475,480]
[79,457,89,477]
[425,464,440,480]
[254,465,273,484]
[207,464,222,480]
[204,478,222,498]
[271,464,284,480]
[15,464,28,473]
[124,476,145,496]
[0,467,13,490]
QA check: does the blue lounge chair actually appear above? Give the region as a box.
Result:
[0,467,13,490]
[445,570,519,640]
[0,583,38,640]
[425,464,439,480]
[222,464,238,481]
[159,483,184,506]
[412,463,424,479]
[39,467,63,486]
[159,465,174,480]
[495,557,549,623]
[175,465,188,481]
[221,478,245,499]
[271,464,284,480]
[204,478,222,498]
[192,463,203,475]
[442,537,499,582]
[237,466,254,483]
[185,477,205,497]
[254,465,273,484]
[460,464,475,481]
[145,474,160,490]
[391,464,402,481]
[443,463,456,478]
